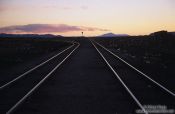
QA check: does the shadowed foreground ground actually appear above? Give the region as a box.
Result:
[14,38,138,114]
[0,38,174,114]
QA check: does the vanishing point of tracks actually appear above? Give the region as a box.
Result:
[0,38,174,114]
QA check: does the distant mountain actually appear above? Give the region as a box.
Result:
[98,33,129,37]
[0,33,63,38]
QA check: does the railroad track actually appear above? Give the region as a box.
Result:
[0,42,80,114]
[91,40,175,114]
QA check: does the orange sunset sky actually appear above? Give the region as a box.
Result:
[0,0,175,36]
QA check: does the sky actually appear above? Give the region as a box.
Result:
[0,0,175,36]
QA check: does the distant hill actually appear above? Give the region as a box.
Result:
[149,31,175,36]
[98,33,129,37]
[0,33,63,38]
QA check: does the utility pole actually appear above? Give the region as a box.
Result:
[82,32,84,37]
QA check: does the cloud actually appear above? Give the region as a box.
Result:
[80,6,88,10]
[0,3,89,13]
[0,5,25,12]
[0,6,11,12]
[0,24,109,34]
[43,5,88,10]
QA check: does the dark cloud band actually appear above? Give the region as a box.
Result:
[0,24,109,34]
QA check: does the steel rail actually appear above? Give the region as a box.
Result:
[6,43,80,114]
[0,42,75,90]
[90,40,148,114]
[93,40,175,97]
